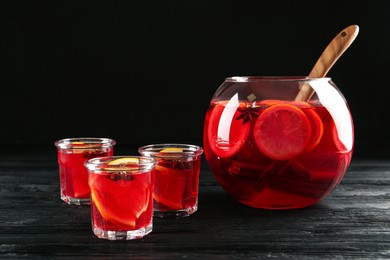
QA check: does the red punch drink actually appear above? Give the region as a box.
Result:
[139,144,204,218]
[204,77,354,209]
[55,138,115,205]
[153,155,201,213]
[86,157,155,240]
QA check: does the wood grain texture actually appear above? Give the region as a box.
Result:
[1,147,390,259]
[295,25,359,102]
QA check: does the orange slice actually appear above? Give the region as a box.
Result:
[108,158,139,165]
[258,99,311,108]
[254,104,312,160]
[89,173,150,229]
[160,148,184,153]
[303,109,324,151]
[72,141,85,145]
[70,141,87,153]
[315,108,348,152]
[153,165,186,210]
[207,102,250,158]
[330,121,348,151]
[106,158,140,171]
[153,192,183,210]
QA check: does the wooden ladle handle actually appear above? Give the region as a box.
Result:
[295,25,359,102]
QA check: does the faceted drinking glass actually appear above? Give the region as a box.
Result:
[85,156,155,240]
[139,144,204,218]
[55,137,116,205]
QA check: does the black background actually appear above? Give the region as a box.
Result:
[1,1,389,158]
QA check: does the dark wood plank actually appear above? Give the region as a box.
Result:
[1,148,390,259]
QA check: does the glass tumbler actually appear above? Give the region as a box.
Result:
[55,137,116,205]
[139,144,204,218]
[85,156,155,240]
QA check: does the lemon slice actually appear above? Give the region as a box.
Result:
[106,158,140,171]
[160,148,183,153]
[153,192,182,210]
[108,158,139,165]
[70,141,88,153]
[254,104,312,160]
[90,178,151,229]
[72,141,85,145]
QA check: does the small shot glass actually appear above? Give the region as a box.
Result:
[138,144,204,218]
[54,137,116,205]
[85,156,155,240]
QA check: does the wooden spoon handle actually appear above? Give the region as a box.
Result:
[295,25,359,102]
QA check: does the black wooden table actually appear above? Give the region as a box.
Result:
[1,146,390,259]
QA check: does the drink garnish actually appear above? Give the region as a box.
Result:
[105,158,140,180]
[82,150,106,159]
[108,158,140,165]
[258,99,311,108]
[89,174,150,229]
[257,100,323,151]
[160,148,184,153]
[235,106,261,125]
[153,192,183,210]
[303,109,324,151]
[207,102,250,158]
[254,103,312,160]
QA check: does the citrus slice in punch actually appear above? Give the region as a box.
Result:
[153,165,186,210]
[207,102,250,158]
[254,104,312,160]
[258,99,311,108]
[303,109,324,151]
[108,158,140,165]
[160,148,184,153]
[106,157,140,171]
[153,190,183,210]
[89,172,150,229]
[72,141,85,145]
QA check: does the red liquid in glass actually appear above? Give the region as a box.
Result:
[153,159,201,213]
[204,100,353,209]
[57,148,113,200]
[89,170,153,232]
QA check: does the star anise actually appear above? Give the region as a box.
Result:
[170,160,191,170]
[107,172,133,181]
[235,106,261,125]
[83,149,107,159]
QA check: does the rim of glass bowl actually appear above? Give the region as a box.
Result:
[226,76,332,82]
